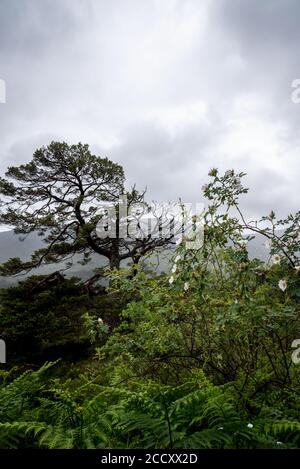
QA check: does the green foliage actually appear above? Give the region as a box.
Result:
[0,276,89,360]
[1,364,300,449]
[0,168,299,449]
[0,141,173,274]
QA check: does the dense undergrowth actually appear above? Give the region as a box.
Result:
[0,169,299,449]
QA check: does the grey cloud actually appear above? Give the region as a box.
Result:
[0,0,91,55]
[0,0,299,224]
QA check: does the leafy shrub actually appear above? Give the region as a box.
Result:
[0,276,88,361]
[1,168,300,449]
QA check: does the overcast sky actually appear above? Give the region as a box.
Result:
[0,0,299,225]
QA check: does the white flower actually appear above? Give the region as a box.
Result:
[174,255,181,263]
[239,239,248,247]
[184,282,190,292]
[171,264,177,274]
[169,276,174,285]
[225,169,234,177]
[278,279,287,292]
[201,184,208,193]
[276,441,283,445]
[97,317,103,325]
[271,254,281,265]
[234,299,238,304]
[247,423,253,429]
[295,266,300,273]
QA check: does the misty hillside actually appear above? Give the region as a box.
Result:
[0,229,271,288]
[0,230,108,287]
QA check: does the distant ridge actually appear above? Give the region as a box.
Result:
[0,230,271,287]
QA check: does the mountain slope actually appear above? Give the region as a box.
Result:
[0,230,270,287]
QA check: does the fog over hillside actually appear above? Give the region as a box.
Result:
[0,230,106,287]
[0,229,271,287]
